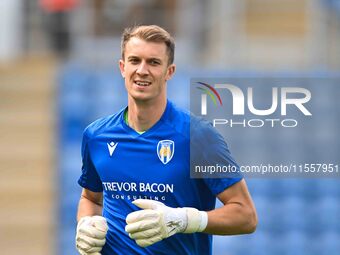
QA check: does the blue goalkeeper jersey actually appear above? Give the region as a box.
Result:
[78,100,242,255]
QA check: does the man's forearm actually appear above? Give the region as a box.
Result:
[77,195,103,221]
[204,202,257,235]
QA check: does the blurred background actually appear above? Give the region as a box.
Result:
[1,0,340,254]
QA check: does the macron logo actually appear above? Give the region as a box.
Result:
[107,142,118,157]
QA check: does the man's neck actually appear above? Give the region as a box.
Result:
[127,97,167,132]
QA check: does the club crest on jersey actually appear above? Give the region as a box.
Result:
[157,140,175,165]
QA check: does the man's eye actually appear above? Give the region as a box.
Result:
[129,59,139,64]
[150,60,160,65]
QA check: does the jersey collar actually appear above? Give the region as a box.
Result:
[120,100,172,138]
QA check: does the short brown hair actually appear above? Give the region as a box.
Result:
[121,25,175,65]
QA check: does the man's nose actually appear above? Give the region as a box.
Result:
[136,62,149,76]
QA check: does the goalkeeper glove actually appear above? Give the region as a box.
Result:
[125,199,208,247]
[76,216,108,255]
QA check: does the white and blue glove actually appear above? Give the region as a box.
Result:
[76,216,108,255]
[125,199,208,247]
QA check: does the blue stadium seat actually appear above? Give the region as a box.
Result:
[315,197,340,232]
[280,197,307,232]
[317,179,340,198]
[280,231,309,255]
[318,231,340,255]
[245,179,273,197]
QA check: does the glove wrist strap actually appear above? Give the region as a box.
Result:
[183,208,208,233]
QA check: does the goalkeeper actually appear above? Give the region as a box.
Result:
[76,25,257,255]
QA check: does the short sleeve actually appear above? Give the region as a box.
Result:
[191,116,243,195]
[203,177,242,196]
[77,129,103,192]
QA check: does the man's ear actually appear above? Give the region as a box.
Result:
[119,59,125,78]
[165,64,176,81]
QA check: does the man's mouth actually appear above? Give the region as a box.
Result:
[134,80,151,87]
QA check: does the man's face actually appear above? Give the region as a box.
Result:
[119,37,175,103]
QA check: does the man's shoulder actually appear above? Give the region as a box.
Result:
[165,101,190,137]
[190,114,216,137]
[168,101,190,121]
[165,101,216,139]
[189,114,227,151]
[83,108,125,139]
